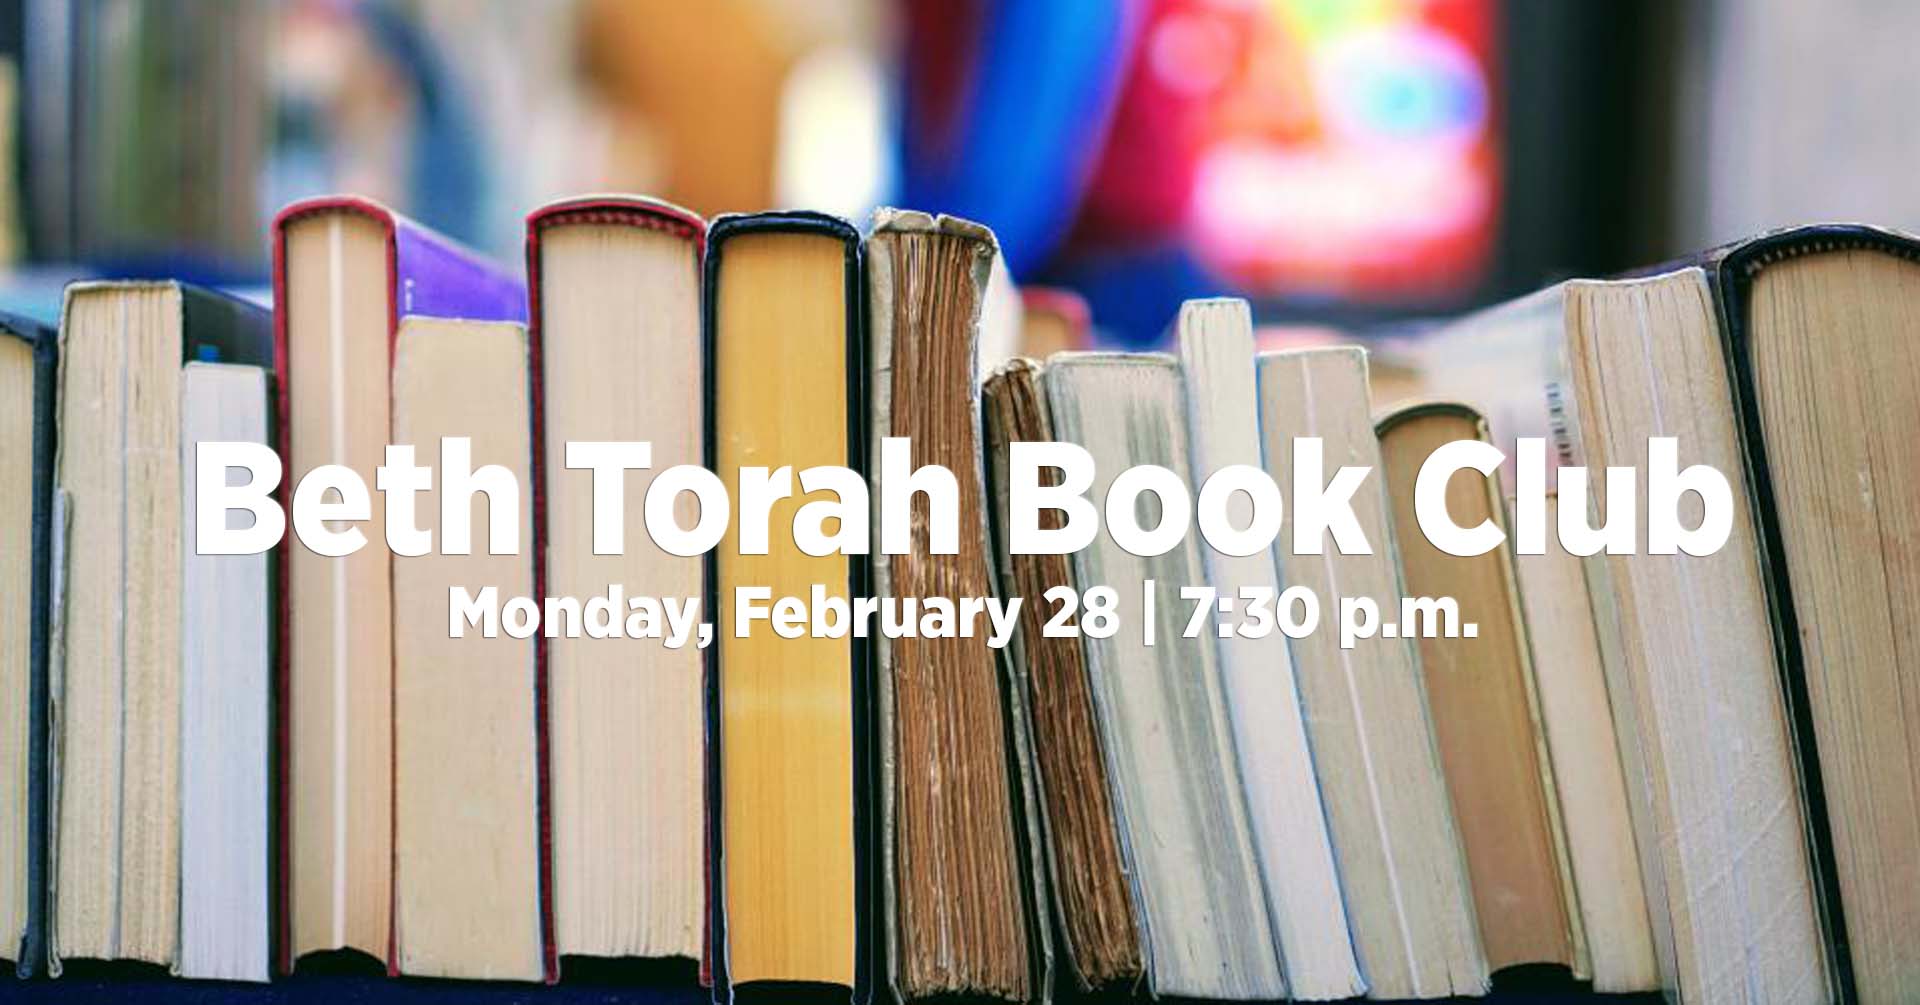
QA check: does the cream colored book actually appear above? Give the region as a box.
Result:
[279,207,395,965]
[1254,347,1487,1000]
[1512,492,1657,993]
[179,362,272,982]
[52,283,184,969]
[277,199,529,970]
[50,282,272,972]
[530,197,706,964]
[1176,300,1361,1000]
[388,318,543,981]
[1046,352,1285,1001]
[1416,272,1830,1002]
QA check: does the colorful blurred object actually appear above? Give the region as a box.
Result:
[1069,0,1500,300]
[1179,0,1498,299]
[0,0,1625,344]
[897,0,1500,340]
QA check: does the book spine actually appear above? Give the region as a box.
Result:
[20,330,55,978]
[177,284,275,369]
[864,228,902,1005]
[522,223,558,989]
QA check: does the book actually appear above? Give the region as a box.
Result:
[49,281,272,972]
[1174,299,1362,1000]
[1374,402,1583,979]
[1415,271,1831,1002]
[706,211,869,1001]
[1712,227,1920,1004]
[387,317,543,981]
[980,358,1143,993]
[1044,352,1284,1001]
[1511,492,1658,993]
[526,195,707,967]
[178,361,273,982]
[1253,347,1487,999]
[0,311,53,978]
[271,195,529,974]
[866,210,1038,1003]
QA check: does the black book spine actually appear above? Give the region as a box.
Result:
[10,315,56,979]
[178,283,274,368]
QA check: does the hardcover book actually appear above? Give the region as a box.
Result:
[271,196,534,976]
[526,195,709,970]
[704,211,871,1004]
[1711,227,1920,1005]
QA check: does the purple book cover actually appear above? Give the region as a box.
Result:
[268,196,543,980]
[391,213,528,324]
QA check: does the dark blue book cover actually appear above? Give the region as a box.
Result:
[3,311,56,978]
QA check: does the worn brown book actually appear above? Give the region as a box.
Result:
[980,358,1142,993]
[867,210,1037,1003]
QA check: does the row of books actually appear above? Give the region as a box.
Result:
[0,198,1914,1004]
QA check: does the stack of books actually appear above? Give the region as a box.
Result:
[1,198,1915,1005]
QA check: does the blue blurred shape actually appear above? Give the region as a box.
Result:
[897,0,1145,277]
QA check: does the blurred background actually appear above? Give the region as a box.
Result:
[1,0,1916,345]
